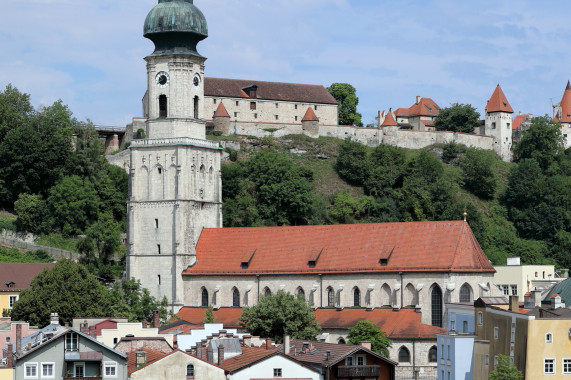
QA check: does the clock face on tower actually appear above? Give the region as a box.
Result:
[155,71,170,88]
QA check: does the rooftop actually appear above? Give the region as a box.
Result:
[0,263,54,292]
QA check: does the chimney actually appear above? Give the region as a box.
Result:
[217,344,225,366]
[523,292,533,309]
[416,96,421,104]
[50,313,59,325]
[283,335,290,355]
[152,310,160,329]
[6,343,13,368]
[266,339,272,350]
[201,342,207,361]
[16,324,22,354]
[551,294,563,310]
[80,321,88,335]
[325,350,332,361]
[359,341,372,350]
[532,289,542,307]
[509,295,519,312]
[89,327,97,339]
[64,322,69,328]
[242,335,252,347]
[173,335,178,349]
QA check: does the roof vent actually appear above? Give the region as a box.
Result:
[241,250,256,269]
[307,248,323,268]
[379,259,388,266]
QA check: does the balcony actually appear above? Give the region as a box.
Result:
[64,378,102,380]
[337,365,381,378]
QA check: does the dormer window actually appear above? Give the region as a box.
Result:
[4,281,15,288]
[242,85,258,98]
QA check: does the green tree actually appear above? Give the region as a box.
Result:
[434,103,480,133]
[107,279,171,324]
[204,305,215,323]
[239,291,320,343]
[0,84,34,142]
[513,116,565,172]
[327,83,363,126]
[84,212,121,266]
[489,354,523,380]
[335,138,369,186]
[364,144,407,198]
[347,320,391,357]
[14,193,50,233]
[10,259,111,326]
[459,148,497,199]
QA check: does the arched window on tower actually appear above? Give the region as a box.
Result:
[159,95,167,118]
[232,288,240,307]
[194,96,199,119]
[201,288,208,307]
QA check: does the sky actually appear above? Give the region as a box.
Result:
[2,0,571,127]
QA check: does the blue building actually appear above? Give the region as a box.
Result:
[444,303,475,334]
[437,333,475,380]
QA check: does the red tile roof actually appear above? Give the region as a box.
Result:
[127,348,170,375]
[183,221,494,276]
[381,112,398,127]
[407,98,441,117]
[213,102,230,118]
[485,85,514,113]
[220,346,276,372]
[176,307,243,328]
[314,308,445,339]
[554,80,571,123]
[512,113,531,130]
[0,263,54,292]
[301,107,319,122]
[205,78,338,105]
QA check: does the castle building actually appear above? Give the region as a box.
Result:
[393,96,441,131]
[484,85,514,161]
[552,80,571,149]
[127,2,498,331]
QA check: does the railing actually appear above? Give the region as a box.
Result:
[337,365,381,377]
[64,377,102,380]
[130,137,220,149]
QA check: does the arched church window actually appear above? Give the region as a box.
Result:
[201,288,208,307]
[431,285,443,327]
[194,96,199,119]
[327,287,335,307]
[264,288,272,297]
[459,283,472,303]
[159,95,167,118]
[297,288,305,301]
[428,346,437,362]
[353,287,361,307]
[232,288,240,307]
[398,347,410,362]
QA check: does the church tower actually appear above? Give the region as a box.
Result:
[127,0,222,310]
[485,85,514,161]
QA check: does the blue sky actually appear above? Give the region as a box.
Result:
[2,0,571,126]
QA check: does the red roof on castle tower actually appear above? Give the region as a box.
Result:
[301,107,319,122]
[554,81,571,123]
[213,102,230,118]
[394,98,440,118]
[485,85,513,113]
[381,112,398,127]
[183,221,494,276]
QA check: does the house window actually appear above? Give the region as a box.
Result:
[235,101,239,106]
[398,347,410,362]
[213,99,217,104]
[314,105,318,110]
[477,311,483,325]
[546,333,553,343]
[494,326,498,339]
[9,295,17,308]
[563,359,571,374]
[275,115,279,120]
[250,102,256,110]
[65,333,78,351]
[113,337,118,344]
[338,338,346,344]
[459,284,471,303]
[186,364,194,378]
[275,103,279,108]
[295,116,298,121]
[544,358,555,374]
[356,355,365,366]
[428,346,437,363]
[201,288,208,307]
[345,356,354,365]
[104,362,117,377]
[491,122,496,129]
[463,321,469,333]
[5,337,10,344]
[41,363,54,378]
[25,363,37,379]
[273,368,282,377]
[353,287,361,307]
[450,320,455,331]
[502,285,509,295]
[327,288,335,307]
[159,95,167,118]
[233,288,240,307]
[155,219,159,228]
[511,285,517,296]
[234,112,238,117]
[485,355,489,366]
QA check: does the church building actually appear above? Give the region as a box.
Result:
[126,0,497,329]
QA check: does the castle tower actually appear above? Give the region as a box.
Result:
[127,0,222,310]
[485,85,514,161]
[301,107,319,138]
[553,80,571,149]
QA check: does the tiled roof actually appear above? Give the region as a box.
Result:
[204,77,338,105]
[213,102,230,118]
[314,308,445,339]
[301,107,319,122]
[127,348,170,375]
[513,113,531,130]
[381,112,398,127]
[176,307,243,328]
[159,319,201,334]
[183,221,494,276]
[554,80,571,123]
[0,263,54,292]
[485,85,514,113]
[220,346,276,372]
[407,98,441,117]
[526,306,571,319]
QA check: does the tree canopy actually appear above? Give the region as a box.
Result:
[239,291,320,343]
[327,83,363,126]
[434,103,480,133]
[513,115,565,172]
[489,354,523,380]
[347,320,391,357]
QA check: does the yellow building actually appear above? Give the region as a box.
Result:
[0,263,53,313]
[0,368,13,380]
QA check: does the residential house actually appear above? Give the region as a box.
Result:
[11,313,127,379]
[511,112,532,143]
[0,263,54,313]
[494,257,562,301]
[0,319,38,351]
[444,303,475,334]
[393,96,441,131]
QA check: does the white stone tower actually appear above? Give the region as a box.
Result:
[127,0,222,310]
[484,85,514,161]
